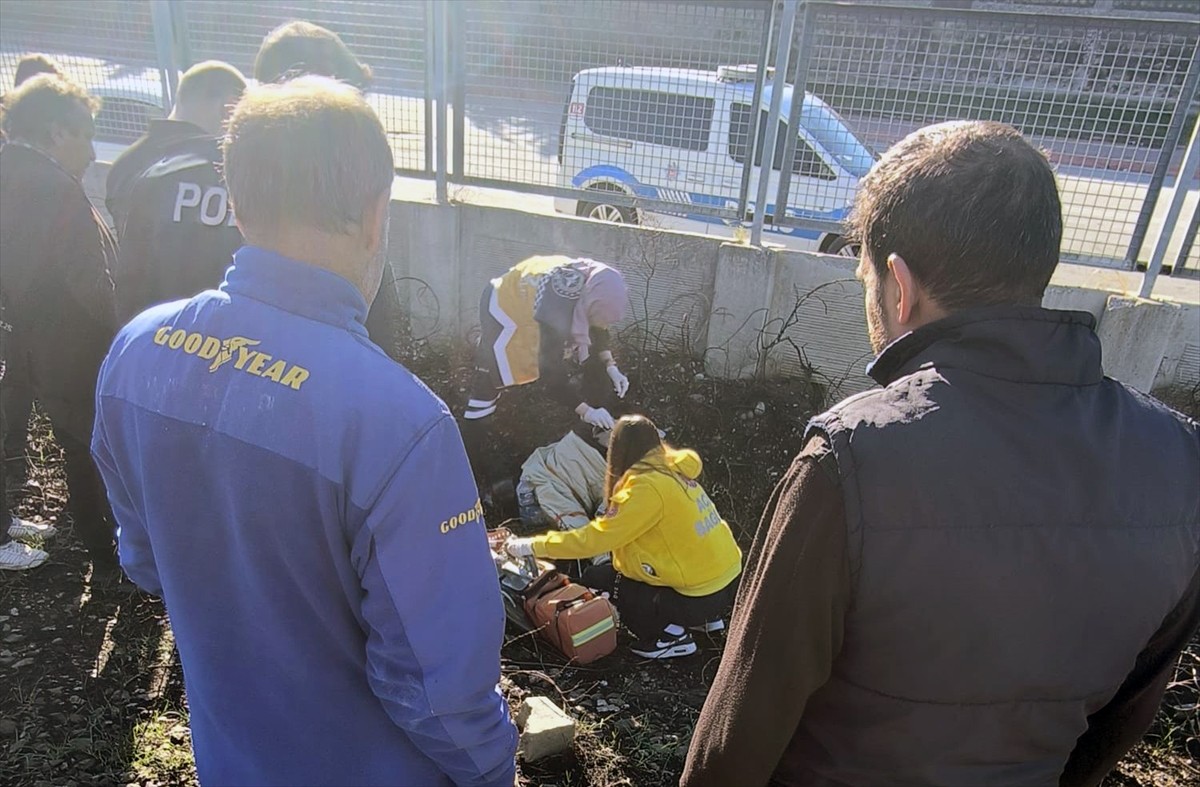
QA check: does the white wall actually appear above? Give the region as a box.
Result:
[387,199,1200,399]
[82,155,1199,400]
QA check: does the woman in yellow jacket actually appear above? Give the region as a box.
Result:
[506,415,742,659]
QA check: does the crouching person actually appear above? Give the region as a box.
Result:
[91,77,517,786]
[507,415,741,659]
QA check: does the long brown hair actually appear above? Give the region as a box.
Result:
[604,415,667,499]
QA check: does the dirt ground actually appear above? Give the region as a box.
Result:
[1,339,1197,787]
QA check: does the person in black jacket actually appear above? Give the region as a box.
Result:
[106,60,244,237]
[110,61,245,322]
[1,54,64,491]
[252,20,403,358]
[0,74,120,571]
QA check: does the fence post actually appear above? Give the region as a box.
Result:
[1171,195,1199,274]
[431,0,448,203]
[774,1,816,230]
[737,1,776,223]
[1139,113,1200,298]
[150,0,180,111]
[424,0,436,174]
[751,0,799,247]
[1124,43,1200,269]
[450,4,466,182]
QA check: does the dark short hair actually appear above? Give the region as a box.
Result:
[222,76,393,236]
[175,60,246,108]
[0,74,99,146]
[14,54,63,87]
[254,21,371,89]
[847,121,1062,310]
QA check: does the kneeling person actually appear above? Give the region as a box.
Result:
[507,415,741,659]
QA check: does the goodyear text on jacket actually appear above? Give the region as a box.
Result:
[153,326,309,390]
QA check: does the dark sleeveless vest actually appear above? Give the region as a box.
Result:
[786,306,1200,786]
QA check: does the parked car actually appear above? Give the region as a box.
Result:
[90,73,167,147]
[554,65,876,254]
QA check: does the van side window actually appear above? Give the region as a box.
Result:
[729,103,837,181]
[584,87,714,152]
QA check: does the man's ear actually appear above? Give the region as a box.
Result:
[887,253,920,326]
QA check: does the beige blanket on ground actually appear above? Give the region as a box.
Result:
[520,430,606,530]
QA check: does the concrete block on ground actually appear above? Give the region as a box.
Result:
[1096,296,1181,393]
[516,695,576,762]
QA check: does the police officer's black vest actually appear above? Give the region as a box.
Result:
[787,305,1199,786]
[115,136,243,321]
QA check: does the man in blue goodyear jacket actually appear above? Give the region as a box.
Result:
[92,76,518,786]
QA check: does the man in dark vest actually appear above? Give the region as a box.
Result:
[683,121,1199,787]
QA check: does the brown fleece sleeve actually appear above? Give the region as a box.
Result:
[681,434,850,787]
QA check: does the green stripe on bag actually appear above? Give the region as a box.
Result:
[570,616,615,647]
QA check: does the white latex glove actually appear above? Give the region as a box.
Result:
[606,364,629,399]
[580,406,615,430]
[505,536,535,558]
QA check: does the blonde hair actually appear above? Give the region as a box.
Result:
[175,60,246,109]
[221,75,393,236]
[1,74,98,145]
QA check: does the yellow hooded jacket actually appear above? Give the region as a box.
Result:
[530,448,742,597]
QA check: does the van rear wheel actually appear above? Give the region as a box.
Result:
[577,185,637,224]
[581,202,634,223]
[822,235,860,258]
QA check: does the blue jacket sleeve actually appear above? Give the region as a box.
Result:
[352,415,517,787]
[91,386,162,595]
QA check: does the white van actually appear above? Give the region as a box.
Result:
[554,65,876,254]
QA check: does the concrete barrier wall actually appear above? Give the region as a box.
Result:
[82,157,1199,400]
[385,199,1200,399]
[395,200,720,353]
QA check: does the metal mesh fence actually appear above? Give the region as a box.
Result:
[178,0,431,174]
[0,0,1195,273]
[774,2,1200,267]
[457,0,773,225]
[0,0,165,146]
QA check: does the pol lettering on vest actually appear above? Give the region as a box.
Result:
[153,326,309,390]
[173,182,237,227]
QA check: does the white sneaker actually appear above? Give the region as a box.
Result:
[630,626,697,659]
[8,517,57,541]
[0,540,49,571]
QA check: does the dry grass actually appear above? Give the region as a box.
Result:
[1,353,1197,786]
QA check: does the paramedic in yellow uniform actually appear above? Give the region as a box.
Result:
[464,255,630,432]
